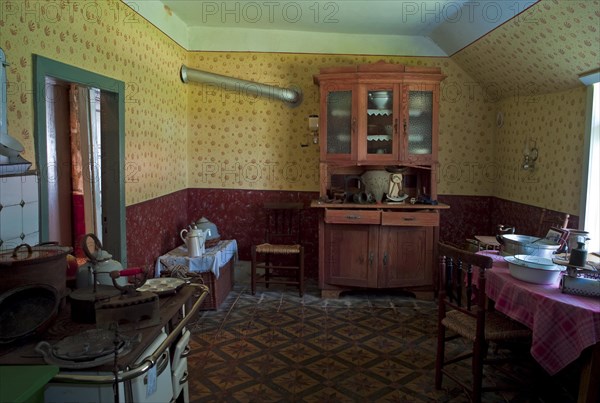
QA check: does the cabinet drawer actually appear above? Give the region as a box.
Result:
[381,211,439,227]
[325,209,381,224]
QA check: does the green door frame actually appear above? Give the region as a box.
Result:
[33,55,126,266]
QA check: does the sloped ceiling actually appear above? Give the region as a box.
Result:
[126,0,600,96]
[453,0,600,95]
[127,0,538,56]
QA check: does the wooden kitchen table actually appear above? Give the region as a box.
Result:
[480,250,600,403]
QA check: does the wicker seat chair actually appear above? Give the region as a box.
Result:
[435,242,532,403]
[251,202,305,296]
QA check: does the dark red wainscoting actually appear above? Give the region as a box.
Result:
[186,189,320,278]
[126,191,577,280]
[126,189,320,278]
[126,189,189,270]
[437,195,493,246]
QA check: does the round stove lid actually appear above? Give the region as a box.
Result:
[51,329,124,362]
[35,331,140,369]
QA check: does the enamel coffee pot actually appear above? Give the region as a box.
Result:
[180,224,208,257]
[76,233,126,288]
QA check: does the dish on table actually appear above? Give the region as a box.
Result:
[513,255,562,270]
[504,256,563,285]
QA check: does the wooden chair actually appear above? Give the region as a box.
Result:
[251,202,305,296]
[536,209,570,238]
[435,242,531,403]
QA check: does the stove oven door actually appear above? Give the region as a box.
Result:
[171,327,191,402]
[128,329,173,403]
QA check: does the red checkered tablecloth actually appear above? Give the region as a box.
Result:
[483,252,600,375]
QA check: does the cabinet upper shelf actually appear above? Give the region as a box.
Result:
[310,200,450,210]
[367,109,392,116]
[314,61,446,85]
[367,135,391,142]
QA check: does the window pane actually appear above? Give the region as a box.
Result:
[584,82,600,252]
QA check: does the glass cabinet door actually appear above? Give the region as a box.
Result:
[358,86,398,162]
[325,90,353,158]
[405,85,437,163]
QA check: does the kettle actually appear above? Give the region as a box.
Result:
[76,233,127,288]
[180,224,208,258]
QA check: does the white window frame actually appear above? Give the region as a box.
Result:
[579,72,600,253]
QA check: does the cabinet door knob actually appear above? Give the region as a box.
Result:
[383,252,388,266]
[369,252,374,267]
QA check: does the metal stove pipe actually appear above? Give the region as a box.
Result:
[180,64,302,107]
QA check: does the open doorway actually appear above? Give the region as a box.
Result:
[33,56,126,266]
[43,79,103,257]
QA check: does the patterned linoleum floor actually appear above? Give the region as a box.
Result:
[185,282,577,403]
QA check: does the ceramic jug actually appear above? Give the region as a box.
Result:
[180,225,208,257]
[361,170,390,203]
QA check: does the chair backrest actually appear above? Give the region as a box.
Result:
[536,209,570,238]
[263,202,303,245]
[438,242,494,316]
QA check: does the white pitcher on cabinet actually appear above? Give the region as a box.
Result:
[180,225,208,258]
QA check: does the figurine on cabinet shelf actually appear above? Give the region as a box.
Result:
[387,174,402,198]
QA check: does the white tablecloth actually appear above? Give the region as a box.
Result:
[155,240,238,279]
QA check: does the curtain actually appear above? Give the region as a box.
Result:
[69,84,86,257]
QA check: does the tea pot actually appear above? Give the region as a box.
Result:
[194,217,219,241]
[76,233,127,288]
[180,224,209,258]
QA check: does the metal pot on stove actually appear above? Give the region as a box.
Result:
[0,242,72,299]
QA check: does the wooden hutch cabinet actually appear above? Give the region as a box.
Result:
[312,61,449,298]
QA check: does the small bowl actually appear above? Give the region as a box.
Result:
[371,98,389,109]
[369,91,391,109]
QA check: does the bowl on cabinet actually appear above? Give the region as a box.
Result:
[369,91,391,109]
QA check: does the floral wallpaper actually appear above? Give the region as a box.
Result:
[186,53,496,195]
[453,0,600,96]
[451,0,597,215]
[493,87,587,215]
[1,0,594,216]
[0,0,187,205]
